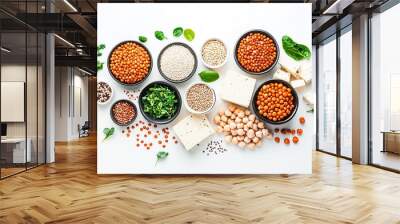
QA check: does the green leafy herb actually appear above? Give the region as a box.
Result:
[282,35,311,61]
[183,29,195,41]
[97,44,106,51]
[139,36,147,43]
[173,27,183,37]
[199,70,219,83]
[155,151,169,166]
[142,84,177,119]
[97,61,104,71]
[307,108,314,113]
[155,31,167,40]
[103,127,115,141]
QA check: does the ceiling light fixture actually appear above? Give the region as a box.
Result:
[78,67,93,76]
[63,0,78,12]
[54,34,75,48]
[1,47,11,53]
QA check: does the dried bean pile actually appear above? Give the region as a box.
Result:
[186,84,215,112]
[214,105,273,149]
[237,32,277,73]
[109,42,151,84]
[122,121,179,150]
[97,82,112,103]
[112,101,136,125]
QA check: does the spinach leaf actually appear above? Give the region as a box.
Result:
[155,151,169,166]
[103,127,115,141]
[97,61,104,71]
[282,35,311,61]
[183,29,195,41]
[142,85,177,119]
[139,36,147,43]
[155,31,167,40]
[97,44,106,51]
[199,70,219,83]
[173,27,183,37]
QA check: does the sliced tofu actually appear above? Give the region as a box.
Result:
[303,93,315,107]
[297,63,312,84]
[290,79,306,92]
[172,115,215,151]
[280,63,300,80]
[273,69,291,83]
[220,70,256,108]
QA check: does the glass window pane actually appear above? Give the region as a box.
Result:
[371,3,400,171]
[340,29,352,158]
[318,37,337,154]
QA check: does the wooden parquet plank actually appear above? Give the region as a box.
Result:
[0,135,400,223]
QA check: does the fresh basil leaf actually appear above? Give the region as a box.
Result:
[97,61,104,71]
[173,27,183,37]
[199,70,219,83]
[103,127,115,141]
[155,31,166,40]
[282,35,311,61]
[139,36,147,43]
[183,29,195,41]
[155,151,169,166]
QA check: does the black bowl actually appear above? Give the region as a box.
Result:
[138,81,182,124]
[252,79,299,125]
[110,99,138,126]
[234,29,280,75]
[107,40,153,86]
[157,42,198,83]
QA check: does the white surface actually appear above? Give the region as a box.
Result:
[1,138,31,163]
[97,3,313,174]
[1,82,25,122]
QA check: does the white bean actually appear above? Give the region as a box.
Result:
[248,143,256,149]
[237,129,245,136]
[253,137,260,143]
[238,112,245,118]
[247,129,255,138]
[232,137,238,144]
[245,110,251,116]
[249,114,256,121]
[225,110,232,117]
[244,137,251,143]
[214,115,221,124]
[231,129,238,136]
[237,123,244,129]
[257,122,264,129]
[238,142,246,148]
[223,125,230,132]
[256,131,263,138]
[235,117,242,123]
[221,115,228,122]
[229,123,236,129]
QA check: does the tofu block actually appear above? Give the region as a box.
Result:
[290,79,306,92]
[273,69,291,83]
[173,115,215,151]
[220,70,256,107]
[280,63,300,79]
[303,93,315,107]
[297,63,312,84]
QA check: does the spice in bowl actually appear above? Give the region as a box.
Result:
[255,81,296,122]
[109,41,151,84]
[111,100,137,126]
[201,39,227,68]
[186,83,215,114]
[97,81,112,104]
[236,31,278,73]
[159,43,196,82]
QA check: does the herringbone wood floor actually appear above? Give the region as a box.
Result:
[1,135,400,224]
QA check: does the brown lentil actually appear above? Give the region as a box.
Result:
[112,101,136,125]
[237,32,277,73]
[109,42,151,84]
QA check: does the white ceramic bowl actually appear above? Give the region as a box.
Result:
[184,83,216,115]
[200,38,228,69]
[97,81,113,105]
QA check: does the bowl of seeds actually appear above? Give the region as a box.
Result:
[201,38,228,69]
[110,100,137,126]
[108,40,152,86]
[184,83,216,114]
[97,81,113,105]
[157,42,198,83]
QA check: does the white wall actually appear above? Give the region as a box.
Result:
[54,67,89,141]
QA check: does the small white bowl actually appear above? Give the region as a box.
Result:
[200,38,228,69]
[184,83,216,115]
[97,81,113,105]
